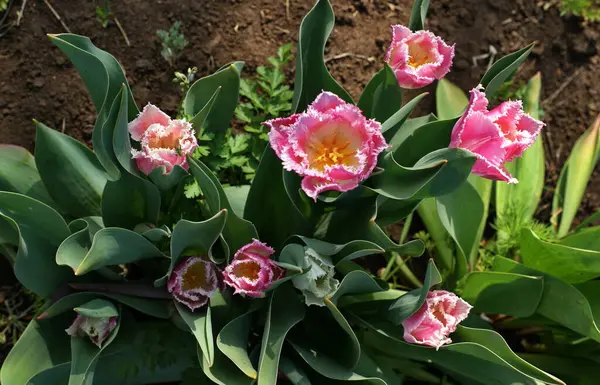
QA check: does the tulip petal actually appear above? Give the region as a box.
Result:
[129,103,171,141]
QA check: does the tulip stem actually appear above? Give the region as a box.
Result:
[388,251,423,288]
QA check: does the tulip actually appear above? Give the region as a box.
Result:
[223,239,283,297]
[65,314,117,347]
[129,103,198,175]
[402,290,472,349]
[265,91,388,200]
[385,25,455,89]
[167,256,221,311]
[450,85,544,183]
[291,248,339,307]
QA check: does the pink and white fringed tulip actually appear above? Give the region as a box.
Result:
[223,239,284,297]
[450,85,544,183]
[265,91,388,200]
[167,257,221,311]
[385,25,454,89]
[129,103,198,175]
[65,314,117,347]
[402,290,472,349]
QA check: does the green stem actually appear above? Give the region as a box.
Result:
[417,199,454,271]
[390,251,422,288]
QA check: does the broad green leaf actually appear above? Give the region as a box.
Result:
[73,299,119,318]
[461,271,543,317]
[93,86,125,180]
[357,64,402,123]
[148,165,189,192]
[392,117,458,167]
[435,78,468,120]
[380,92,428,141]
[0,316,71,385]
[176,303,214,367]
[519,354,597,385]
[359,316,563,385]
[25,363,70,385]
[436,180,484,278]
[289,236,384,266]
[257,284,305,385]
[480,44,534,99]
[553,114,600,237]
[216,306,258,379]
[38,292,172,320]
[189,87,221,130]
[244,147,310,249]
[0,192,71,296]
[520,228,600,284]
[408,0,430,31]
[496,73,545,222]
[188,157,257,256]
[493,256,600,342]
[387,259,442,324]
[292,0,352,113]
[201,348,253,385]
[112,85,137,175]
[57,228,165,275]
[68,305,120,385]
[371,148,476,201]
[223,185,250,218]
[278,356,311,385]
[375,196,420,227]
[34,120,108,218]
[329,270,385,305]
[0,145,56,209]
[102,172,160,229]
[184,62,244,133]
[416,198,454,271]
[389,114,437,152]
[324,299,362,368]
[561,226,600,251]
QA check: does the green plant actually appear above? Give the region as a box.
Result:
[558,0,600,22]
[156,21,188,67]
[95,0,112,28]
[0,287,41,348]
[0,0,9,12]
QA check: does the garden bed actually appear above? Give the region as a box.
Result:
[1,0,599,370]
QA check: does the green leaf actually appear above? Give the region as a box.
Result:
[387,259,442,324]
[38,292,172,320]
[244,147,310,249]
[0,317,71,385]
[184,62,244,133]
[408,0,430,31]
[460,271,543,317]
[25,363,70,385]
[223,185,250,218]
[520,228,600,284]
[480,44,534,99]
[493,256,600,342]
[290,236,385,266]
[392,117,457,166]
[436,180,484,278]
[560,226,600,251]
[188,160,256,256]
[292,0,352,113]
[553,114,600,237]
[435,78,468,120]
[176,303,214,368]
[68,306,120,385]
[0,192,71,297]
[101,172,160,229]
[388,114,436,152]
[375,196,420,227]
[0,145,57,209]
[258,284,305,385]
[74,298,119,318]
[371,148,476,201]
[278,356,311,385]
[357,64,402,122]
[324,299,362,368]
[216,305,259,379]
[380,92,428,142]
[168,210,227,275]
[496,73,545,222]
[328,270,385,305]
[34,120,108,218]
[57,228,165,275]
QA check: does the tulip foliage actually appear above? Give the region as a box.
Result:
[0,0,593,384]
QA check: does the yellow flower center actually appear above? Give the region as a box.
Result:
[407,43,435,68]
[148,133,180,149]
[181,261,212,292]
[307,127,357,171]
[232,260,261,280]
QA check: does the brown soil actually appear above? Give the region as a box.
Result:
[0,0,599,365]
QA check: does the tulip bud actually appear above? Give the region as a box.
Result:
[65,314,117,348]
[167,256,222,311]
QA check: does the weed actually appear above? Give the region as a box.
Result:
[156,21,188,67]
[186,43,294,190]
[0,286,41,349]
[558,0,600,22]
[95,0,112,28]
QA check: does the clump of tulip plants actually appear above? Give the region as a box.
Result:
[0,0,566,384]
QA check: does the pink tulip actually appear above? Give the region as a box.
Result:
[449,86,544,183]
[223,239,284,297]
[65,314,117,347]
[129,103,198,175]
[402,290,472,349]
[265,91,388,200]
[385,25,454,89]
[167,256,221,311]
